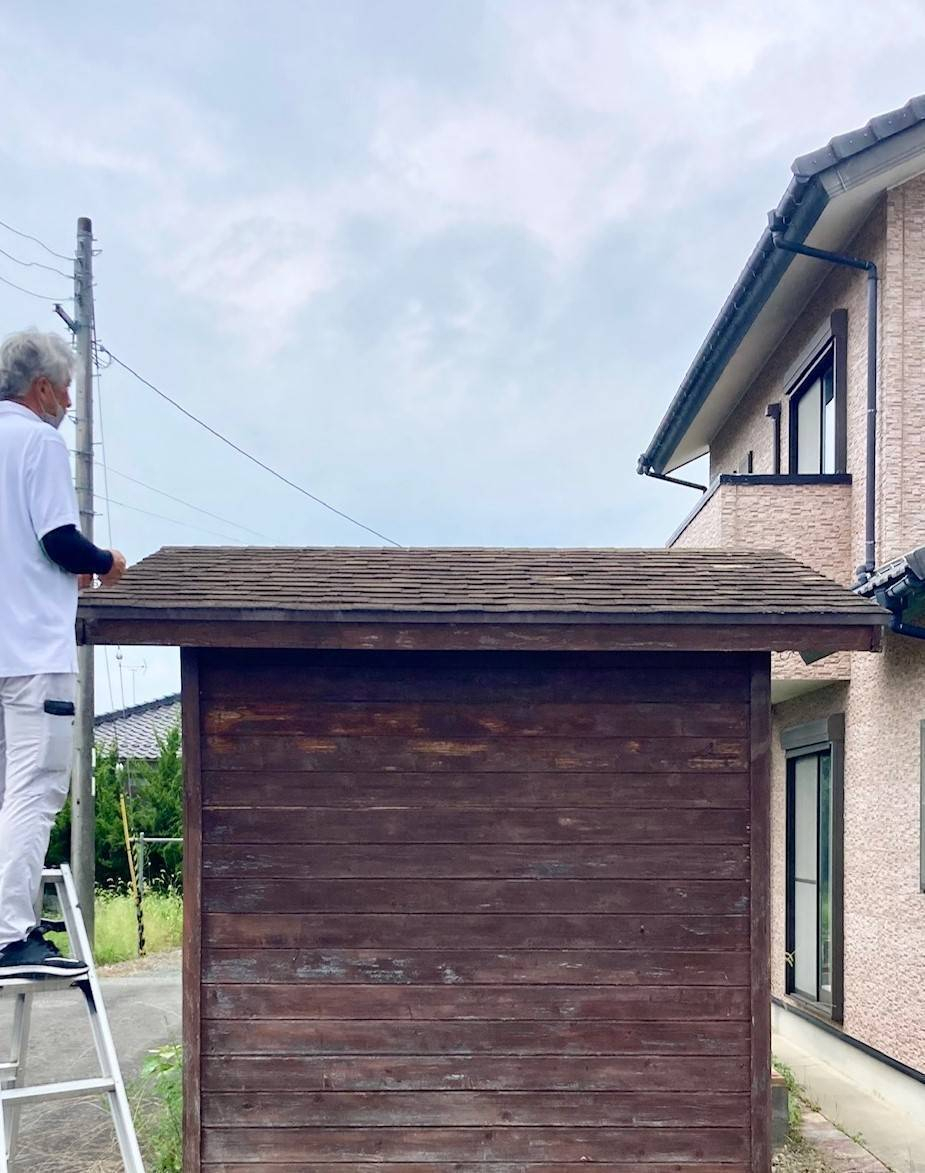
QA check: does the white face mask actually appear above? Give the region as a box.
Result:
[39,385,67,429]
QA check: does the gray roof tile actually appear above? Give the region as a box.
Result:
[94,694,181,759]
[793,94,925,177]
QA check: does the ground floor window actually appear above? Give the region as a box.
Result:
[782,714,844,1020]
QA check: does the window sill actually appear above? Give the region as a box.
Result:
[784,992,839,1025]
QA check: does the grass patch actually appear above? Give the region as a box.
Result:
[131,1044,183,1172]
[773,1056,821,1140]
[47,885,183,966]
[771,1062,835,1173]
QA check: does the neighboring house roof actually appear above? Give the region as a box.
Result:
[94,693,181,759]
[78,545,882,624]
[640,95,925,475]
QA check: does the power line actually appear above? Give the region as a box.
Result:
[82,348,265,541]
[94,461,270,540]
[0,245,72,280]
[94,492,248,544]
[92,331,115,549]
[0,271,72,303]
[90,292,118,718]
[89,329,269,541]
[0,217,72,262]
[98,344,404,548]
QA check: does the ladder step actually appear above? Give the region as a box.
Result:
[0,975,85,995]
[1,1076,116,1107]
[3,865,146,1170]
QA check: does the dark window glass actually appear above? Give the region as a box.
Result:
[792,354,835,474]
[788,749,833,1006]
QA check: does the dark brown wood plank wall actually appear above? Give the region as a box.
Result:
[195,649,757,1169]
[749,654,772,1168]
[181,648,203,1172]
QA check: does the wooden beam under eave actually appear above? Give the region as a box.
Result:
[78,617,885,655]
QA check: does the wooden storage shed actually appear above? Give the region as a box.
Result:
[78,547,885,1172]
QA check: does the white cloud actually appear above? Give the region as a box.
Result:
[150,189,340,355]
[1,0,920,711]
[130,0,925,358]
[368,84,649,258]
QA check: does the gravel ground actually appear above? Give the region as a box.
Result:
[774,1137,836,1172]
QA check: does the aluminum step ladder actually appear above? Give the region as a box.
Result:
[0,864,145,1172]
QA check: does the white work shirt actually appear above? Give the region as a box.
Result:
[0,401,80,676]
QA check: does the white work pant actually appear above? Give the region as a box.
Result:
[0,673,77,949]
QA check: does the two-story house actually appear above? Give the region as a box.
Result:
[640,96,925,1120]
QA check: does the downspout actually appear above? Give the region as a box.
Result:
[636,462,707,493]
[768,214,878,581]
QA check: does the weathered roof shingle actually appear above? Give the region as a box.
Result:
[79,546,883,623]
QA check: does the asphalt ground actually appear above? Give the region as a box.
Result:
[1,949,181,1172]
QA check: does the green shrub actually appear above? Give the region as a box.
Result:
[49,725,183,890]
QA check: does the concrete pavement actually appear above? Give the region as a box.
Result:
[775,1032,925,1173]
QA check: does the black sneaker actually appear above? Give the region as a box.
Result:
[0,933,89,980]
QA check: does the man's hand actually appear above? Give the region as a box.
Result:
[100,550,127,586]
[77,574,93,590]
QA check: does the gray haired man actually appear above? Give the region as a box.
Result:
[0,330,126,979]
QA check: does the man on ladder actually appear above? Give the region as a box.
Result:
[0,329,125,978]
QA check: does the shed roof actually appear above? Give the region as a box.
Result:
[77,547,885,654]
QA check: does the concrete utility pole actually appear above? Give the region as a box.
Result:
[72,216,96,946]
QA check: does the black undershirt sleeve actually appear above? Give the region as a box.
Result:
[41,525,114,576]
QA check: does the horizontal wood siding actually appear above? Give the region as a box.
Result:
[204,1166,750,1173]
[198,649,755,1168]
[202,841,750,880]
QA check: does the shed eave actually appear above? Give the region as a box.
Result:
[77,608,886,657]
[77,603,886,629]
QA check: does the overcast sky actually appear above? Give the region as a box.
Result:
[2,0,924,708]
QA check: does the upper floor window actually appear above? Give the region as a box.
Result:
[792,351,835,474]
[784,308,847,477]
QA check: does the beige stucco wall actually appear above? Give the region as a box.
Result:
[669,490,723,549]
[670,481,854,685]
[772,635,925,1072]
[665,172,925,1070]
[880,176,925,564]
[842,634,925,1069]
[711,197,888,581]
[672,481,851,582]
[710,172,925,570]
[726,483,852,582]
